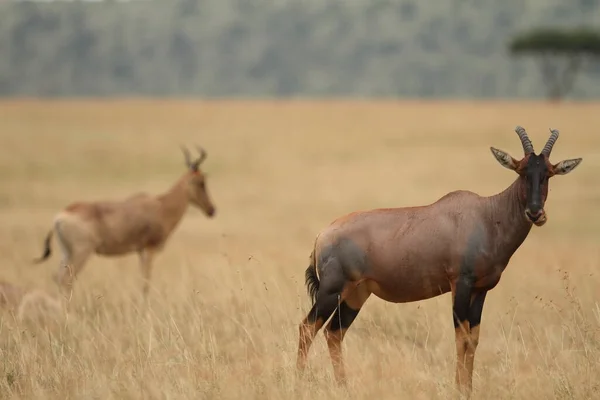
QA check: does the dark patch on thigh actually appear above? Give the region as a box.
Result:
[317,244,336,269]
[319,237,368,281]
[315,238,368,302]
[315,250,346,297]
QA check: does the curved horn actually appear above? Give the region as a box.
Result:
[180,145,192,167]
[195,145,207,165]
[515,126,534,155]
[541,128,559,157]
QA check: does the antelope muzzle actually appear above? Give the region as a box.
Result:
[205,205,216,218]
[525,208,547,226]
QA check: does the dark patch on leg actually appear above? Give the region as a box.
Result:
[453,275,473,328]
[468,291,487,328]
[306,293,341,325]
[454,226,485,328]
[453,226,487,397]
[297,282,345,375]
[324,299,364,386]
[299,244,369,382]
[328,301,360,332]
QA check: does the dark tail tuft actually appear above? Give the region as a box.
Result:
[33,230,53,264]
[304,250,319,306]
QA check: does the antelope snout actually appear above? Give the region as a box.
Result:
[206,206,216,218]
[525,208,546,226]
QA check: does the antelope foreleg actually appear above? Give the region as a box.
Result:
[138,249,155,301]
[465,291,487,391]
[452,276,474,397]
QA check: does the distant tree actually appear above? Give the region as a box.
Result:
[509,27,600,101]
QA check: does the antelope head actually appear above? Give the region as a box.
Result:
[181,145,216,218]
[490,126,582,227]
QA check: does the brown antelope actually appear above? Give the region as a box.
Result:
[296,127,582,397]
[34,146,216,300]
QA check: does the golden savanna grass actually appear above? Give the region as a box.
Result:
[0,100,599,399]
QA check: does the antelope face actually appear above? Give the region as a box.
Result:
[522,154,549,226]
[490,126,582,227]
[188,171,216,218]
[181,145,217,218]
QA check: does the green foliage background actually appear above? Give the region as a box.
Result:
[1,0,600,98]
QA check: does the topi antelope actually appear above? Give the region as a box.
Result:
[34,146,216,300]
[296,127,582,397]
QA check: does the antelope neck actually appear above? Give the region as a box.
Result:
[157,174,190,231]
[485,177,532,260]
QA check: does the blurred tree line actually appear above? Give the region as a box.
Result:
[510,27,600,101]
[1,0,600,98]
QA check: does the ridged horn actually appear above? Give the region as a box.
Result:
[180,145,192,167]
[515,126,534,155]
[195,145,207,165]
[541,128,559,157]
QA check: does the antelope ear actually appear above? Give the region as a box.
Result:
[490,147,519,171]
[552,158,582,175]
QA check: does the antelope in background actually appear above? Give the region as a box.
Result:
[296,127,582,398]
[34,146,216,301]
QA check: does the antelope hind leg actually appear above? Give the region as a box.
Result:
[297,290,340,376]
[323,282,370,385]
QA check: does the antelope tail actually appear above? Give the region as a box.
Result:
[304,248,319,306]
[33,230,53,264]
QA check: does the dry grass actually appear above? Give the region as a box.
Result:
[0,99,599,399]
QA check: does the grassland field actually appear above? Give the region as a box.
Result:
[0,100,599,399]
